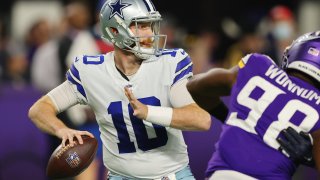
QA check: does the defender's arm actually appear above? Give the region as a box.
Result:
[186,66,238,116]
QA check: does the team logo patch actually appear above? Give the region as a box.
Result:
[66,152,81,168]
[308,47,319,57]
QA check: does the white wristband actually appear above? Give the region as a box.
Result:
[146,105,173,127]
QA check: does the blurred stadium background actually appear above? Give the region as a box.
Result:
[0,0,319,179]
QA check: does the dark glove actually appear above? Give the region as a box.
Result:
[277,127,314,167]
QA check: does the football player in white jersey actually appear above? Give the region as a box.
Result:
[28,0,211,179]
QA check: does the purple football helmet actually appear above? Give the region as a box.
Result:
[282,31,320,83]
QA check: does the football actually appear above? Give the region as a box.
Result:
[46,135,98,179]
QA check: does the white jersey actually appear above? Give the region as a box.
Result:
[66,48,193,179]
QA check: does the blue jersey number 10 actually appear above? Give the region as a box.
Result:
[107,96,168,154]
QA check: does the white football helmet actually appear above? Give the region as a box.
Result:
[100,0,167,59]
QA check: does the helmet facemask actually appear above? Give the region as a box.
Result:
[281,46,290,69]
[123,14,167,59]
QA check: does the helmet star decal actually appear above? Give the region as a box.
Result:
[108,0,131,20]
[100,0,167,59]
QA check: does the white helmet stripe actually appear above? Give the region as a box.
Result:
[288,61,320,82]
[142,0,154,12]
[146,0,156,11]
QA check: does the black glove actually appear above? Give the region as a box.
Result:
[277,127,314,167]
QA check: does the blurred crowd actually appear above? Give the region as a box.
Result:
[2,1,320,86]
[2,1,319,85]
[1,0,320,180]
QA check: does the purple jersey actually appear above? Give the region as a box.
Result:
[206,53,320,179]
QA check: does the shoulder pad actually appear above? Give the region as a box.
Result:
[159,48,188,60]
[239,53,275,68]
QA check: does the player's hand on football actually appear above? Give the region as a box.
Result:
[124,86,148,120]
[277,127,315,167]
[56,127,94,147]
